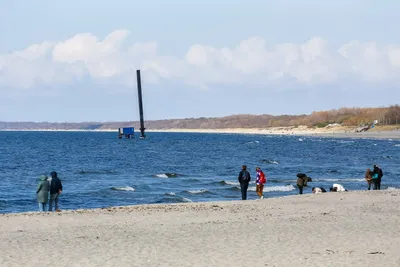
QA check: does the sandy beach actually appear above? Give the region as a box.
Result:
[2,125,400,139]
[1,190,399,267]
[148,125,400,140]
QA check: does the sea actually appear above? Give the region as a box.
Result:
[0,131,399,214]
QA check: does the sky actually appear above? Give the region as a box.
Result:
[1,0,400,122]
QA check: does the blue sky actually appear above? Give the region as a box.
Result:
[1,0,400,122]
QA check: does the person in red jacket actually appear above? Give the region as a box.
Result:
[255,167,266,199]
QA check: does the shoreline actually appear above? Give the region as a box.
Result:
[1,187,399,216]
[1,190,399,266]
[1,126,400,139]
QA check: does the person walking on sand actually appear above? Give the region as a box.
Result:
[36,175,50,212]
[255,167,266,199]
[238,165,251,200]
[49,171,63,212]
[365,168,373,190]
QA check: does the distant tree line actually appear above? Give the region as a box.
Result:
[0,106,399,130]
[382,105,400,125]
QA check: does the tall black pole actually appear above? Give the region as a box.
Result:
[136,69,146,138]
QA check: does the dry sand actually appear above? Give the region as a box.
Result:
[1,190,399,267]
[148,126,400,140]
[4,125,400,139]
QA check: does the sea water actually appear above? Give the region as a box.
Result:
[0,131,399,213]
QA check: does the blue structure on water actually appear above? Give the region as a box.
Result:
[118,127,134,139]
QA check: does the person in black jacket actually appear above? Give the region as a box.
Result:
[238,165,251,200]
[376,165,383,190]
[48,171,63,211]
[372,165,383,190]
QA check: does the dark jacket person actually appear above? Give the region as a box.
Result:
[49,171,63,212]
[238,165,251,200]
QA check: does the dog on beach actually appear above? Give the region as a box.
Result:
[330,183,347,192]
[312,187,326,194]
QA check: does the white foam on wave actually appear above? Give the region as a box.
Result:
[112,186,135,191]
[260,160,279,164]
[224,181,240,186]
[386,187,399,191]
[314,178,339,182]
[347,178,365,182]
[339,140,355,144]
[223,180,256,186]
[246,140,260,144]
[314,178,365,182]
[394,144,400,147]
[165,192,176,196]
[187,189,208,194]
[155,173,169,178]
[181,197,193,202]
[248,185,295,192]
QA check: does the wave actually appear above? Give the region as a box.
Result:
[153,173,183,178]
[394,144,400,147]
[249,185,296,192]
[246,140,260,144]
[268,179,297,183]
[165,192,176,196]
[179,197,192,202]
[154,173,169,178]
[78,170,118,175]
[185,178,201,183]
[111,186,135,191]
[226,186,241,191]
[185,189,209,194]
[313,178,365,182]
[217,180,240,186]
[338,140,355,144]
[267,178,365,183]
[259,159,279,164]
[155,196,192,204]
[386,187,399,191]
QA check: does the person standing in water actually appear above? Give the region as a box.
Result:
[49,171,63,211]
[238,165,251,200]
[255,167,266,199]
[36,175,50,212]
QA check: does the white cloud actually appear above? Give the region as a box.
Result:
[1,29,400,89]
